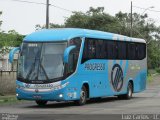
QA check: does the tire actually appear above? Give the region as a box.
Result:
[75,86,87,105]
[118,82,133,100]
[35,100,48,106]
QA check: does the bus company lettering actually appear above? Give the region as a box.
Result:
[85,63,105,71]
[34,84,54,88]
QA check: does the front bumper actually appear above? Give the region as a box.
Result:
[16,88,67,101]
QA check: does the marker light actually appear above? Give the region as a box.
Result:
[59,94,63,98]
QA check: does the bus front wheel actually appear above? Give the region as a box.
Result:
[75,86,87,105]
[35,100,48,106]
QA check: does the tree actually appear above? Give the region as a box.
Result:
[115,12,158,39]
[147,40,160,68]
[65,7,120,33]
[0,30,24,58]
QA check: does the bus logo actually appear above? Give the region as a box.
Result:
[35,89,39,93]
[111,64,123,92]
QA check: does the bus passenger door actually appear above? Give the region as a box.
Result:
[82,61,106,97]
[80,38,107,97]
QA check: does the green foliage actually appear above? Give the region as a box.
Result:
[65,12,89,28]
[147,74,153,83]
[0,30,23,48]
[65,7,120,33]
[147,41,160,69]
[0,95,25,104]
[0,31,24,58]
[155,68,160,73]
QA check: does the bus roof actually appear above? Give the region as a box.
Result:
[24,28,146,43]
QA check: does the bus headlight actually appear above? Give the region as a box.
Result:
[59,94,63,98]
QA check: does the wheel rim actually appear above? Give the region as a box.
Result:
[128,84,132,97]
[80,90,86,103]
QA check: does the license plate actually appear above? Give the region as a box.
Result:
[33,95,42,99]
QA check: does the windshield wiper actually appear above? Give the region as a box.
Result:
[25,54,39,80]
[36,44,49,81]
[40,62,49,80]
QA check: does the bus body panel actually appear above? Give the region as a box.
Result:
[15,28,147,102]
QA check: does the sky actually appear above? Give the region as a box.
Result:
[0,0,160,35]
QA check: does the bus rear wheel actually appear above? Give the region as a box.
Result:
[118,82,133,100]
[75,86,87,105]
[35,100,48,106]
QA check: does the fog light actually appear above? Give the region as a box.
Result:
[59,94,63,98]
[16,94,19,97]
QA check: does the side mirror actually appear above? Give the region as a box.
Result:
[63,45,76,63]
[9,47,20,63]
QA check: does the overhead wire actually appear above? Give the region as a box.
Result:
[133,6,160,13]
[9,0,73,13]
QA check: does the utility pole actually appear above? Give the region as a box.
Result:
[46,0,49,29]
[130,1,133,37]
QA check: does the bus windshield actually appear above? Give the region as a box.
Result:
[17,42,67,83]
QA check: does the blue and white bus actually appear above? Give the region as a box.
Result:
[9,28,147,106]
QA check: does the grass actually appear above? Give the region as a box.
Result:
[147,74,153,83]
[0,95,24,105]
[147,69,160,83]
[148,69,157,75]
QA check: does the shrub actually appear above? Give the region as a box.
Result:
[155,68,160,73]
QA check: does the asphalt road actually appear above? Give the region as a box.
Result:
[0,76,160,120]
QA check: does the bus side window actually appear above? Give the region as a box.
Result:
[136,43,146,60]
[142,44,146,59]
[128,43,136,60]
[82,39,88,63]
[82,38,146,62]
[88,39,96,59]
[104,41,108,59]
[117,41,127,59]
[107,40,117,59]
[96,40,105,59]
